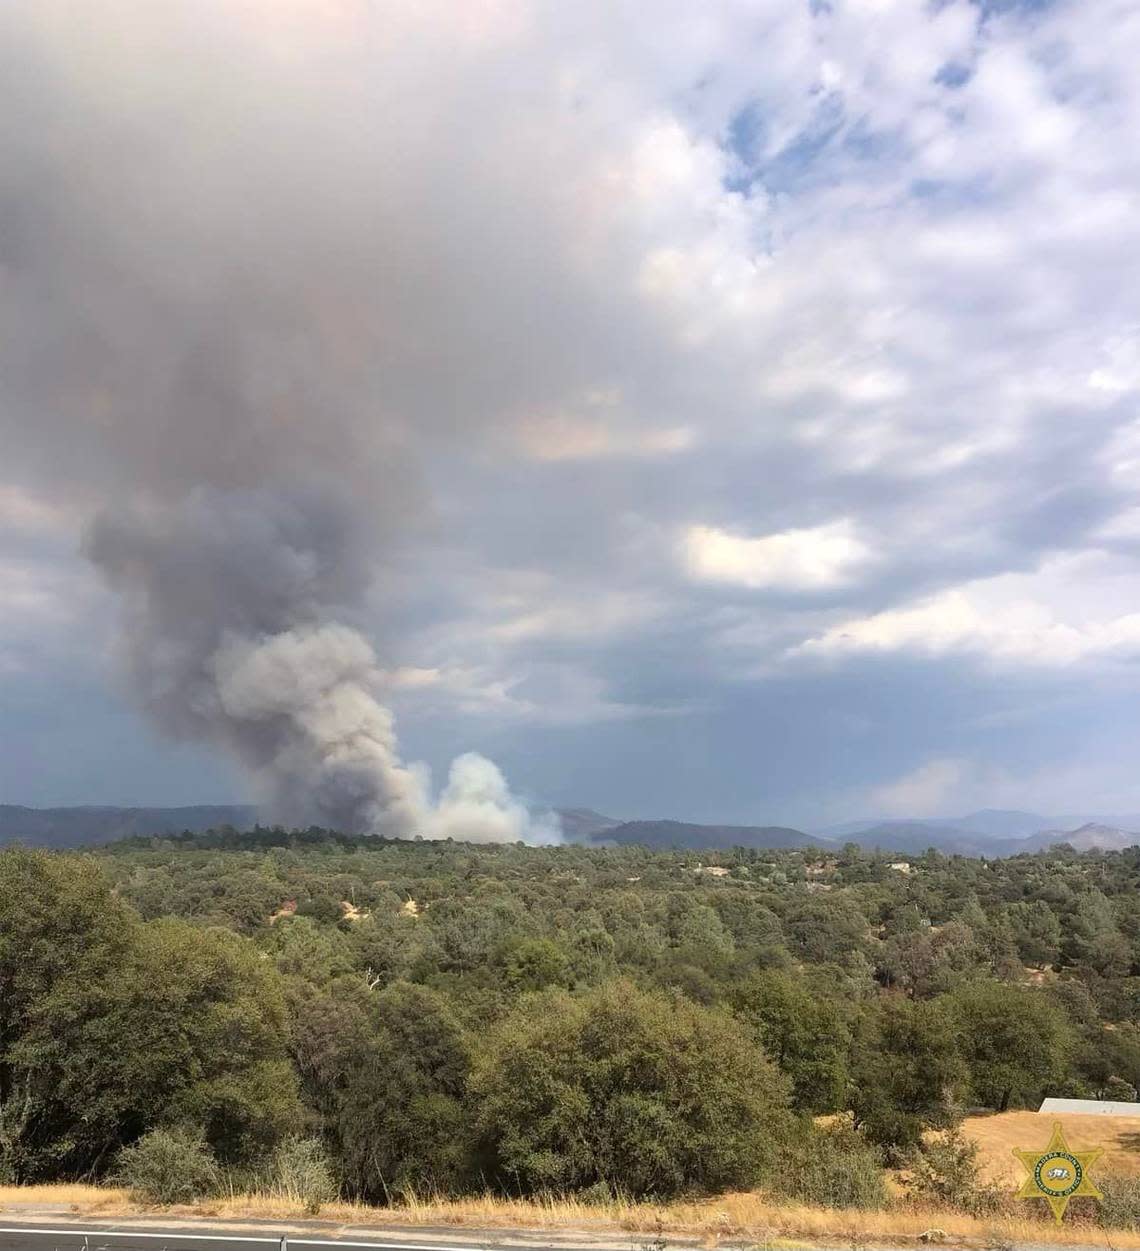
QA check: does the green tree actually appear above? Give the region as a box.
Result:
[665,898,735,958]
[1074,1022,1140,1099]
[731,969,849,1112]
[113,1127,221,1203]
[347,907,430,987]
[851,997,964,1154]
[503,938,572,991]
[783,896,869,964]
[471,980,792,1198]
[269,914,355,985]
[949,982,1074,1110]
[331,982,472,1199]
[1008,901,1063,969]
[775,1122,886,1210]
[0,849,135,1038]
[879,921,979,998]
[13,918,300,1173]
[1065,891,1132,978]
[0,850,137,1178]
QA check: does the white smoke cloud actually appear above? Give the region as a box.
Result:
[426,752,561,845]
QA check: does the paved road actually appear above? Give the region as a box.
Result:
[0,1226,549,1251]
[0,1221,1116,1251]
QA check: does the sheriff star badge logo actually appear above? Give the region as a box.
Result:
[1012,1120,1104,1224]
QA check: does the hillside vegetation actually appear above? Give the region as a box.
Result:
[5,832,1140,1217]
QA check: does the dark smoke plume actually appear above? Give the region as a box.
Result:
[0,1,562,841]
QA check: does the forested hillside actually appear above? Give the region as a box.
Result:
[4,832,1140,1202]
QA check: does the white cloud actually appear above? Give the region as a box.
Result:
[387,658,675,728]
[0,556,108,677]
[1088,331,1140,395]
[792,553,1140,668]
[682,520,873,591]
[866,757,969,818]
[0,485,73,535]
[1096,506,1140,543]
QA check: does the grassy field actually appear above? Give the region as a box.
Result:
[961,1109,1140,1185]
[3,1114,1139,1248]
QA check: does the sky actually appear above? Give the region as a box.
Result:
[4,0,1140,830]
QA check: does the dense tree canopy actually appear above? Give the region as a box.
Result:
[6,830,1140,1197]
[0,849,298,1179]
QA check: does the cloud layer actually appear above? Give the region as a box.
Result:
[4,0,1140,825]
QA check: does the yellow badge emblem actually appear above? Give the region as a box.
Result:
[1012,1120,1104,1224]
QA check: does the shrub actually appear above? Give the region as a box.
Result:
[774,1123,887,1210]
[471,980,793,1198]
[271,1136,339,1215]
[113,1127,220,1204]
[578,1179,620,1206]
[1103,1075,1138,1102]
[905,1128,1007,1216]
[859,1106,924,1163]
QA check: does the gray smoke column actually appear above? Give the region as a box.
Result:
[0,0,564,842]
[85,486,555,841]
[85,488,425,836]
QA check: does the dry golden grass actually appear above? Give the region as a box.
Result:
[3,1182,1140,1247]
[4,1114,1138,1248]
[961,1110,1140,1186]
[339,1189,1140,1246]
[0,1183,131,1213]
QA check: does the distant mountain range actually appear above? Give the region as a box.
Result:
[2,803,1139,858]
[1019,822,1140,854]
[810,809,1140,856]
[820,808,1055,840]
[553,807,621,841]
[0,804,257,849]
[596,820,821,851]
[819,807,1140,840]
[826,820,997,856]
[588,814,1140,856]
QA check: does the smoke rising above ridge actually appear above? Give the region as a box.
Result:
[0,0,572,841]
[85,491,414,836]
[85,489,553,839]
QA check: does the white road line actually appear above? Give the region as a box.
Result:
[296,1242,493,1250]
[0,1233,272,1245]
[0,1232,492,1251]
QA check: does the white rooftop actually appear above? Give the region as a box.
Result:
[1040,1097,1140,1116]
